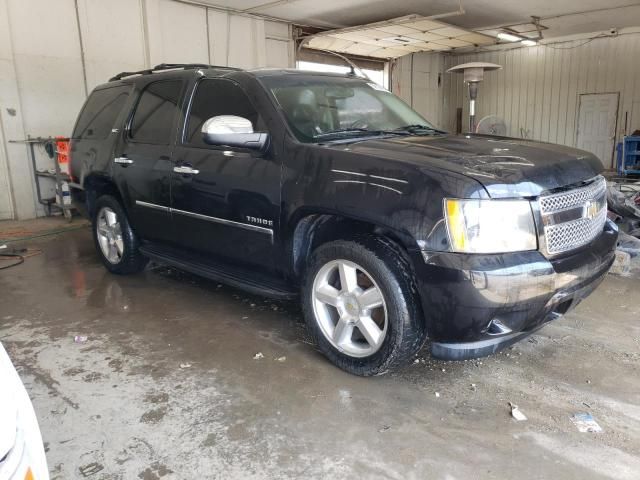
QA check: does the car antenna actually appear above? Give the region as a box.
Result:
[312,49,373,82]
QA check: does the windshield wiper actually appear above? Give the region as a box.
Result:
[389,124,446,135]
[312,125,446,142]
[312,128,385,140]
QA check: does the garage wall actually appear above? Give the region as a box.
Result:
[392,28,640,168]
[0,0,294,220]
[391,53,445,129]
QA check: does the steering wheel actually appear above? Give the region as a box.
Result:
[348,118,369,129]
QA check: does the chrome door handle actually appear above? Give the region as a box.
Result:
[114,156,133,164]
[173,165,200,175]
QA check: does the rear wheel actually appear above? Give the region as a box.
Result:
[302,235,426,376]
[92,195,148,274]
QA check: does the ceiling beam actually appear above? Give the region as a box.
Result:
[243,0,304,13]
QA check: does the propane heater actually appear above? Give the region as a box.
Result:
[447,62,502,133]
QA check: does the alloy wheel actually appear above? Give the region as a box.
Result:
[96,207,124,264]
[312,259,388,357]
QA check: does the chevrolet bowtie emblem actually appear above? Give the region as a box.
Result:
[583,200,599,220]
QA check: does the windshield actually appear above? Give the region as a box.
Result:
[264,75,440,143]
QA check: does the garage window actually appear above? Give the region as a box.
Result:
[297,61,386,89]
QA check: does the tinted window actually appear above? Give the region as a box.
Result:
[72,86,129,140]
[130,80,183,144]
[185,79,266,147]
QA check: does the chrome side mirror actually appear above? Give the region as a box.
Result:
[201,115,269,152]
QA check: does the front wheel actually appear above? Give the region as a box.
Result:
[92,195,148,274]
[302,236,426,376]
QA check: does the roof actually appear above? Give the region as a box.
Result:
[108,63,241,82]
[246,68,357,79]
[104,64,361,85]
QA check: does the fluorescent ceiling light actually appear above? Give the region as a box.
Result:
[497,32,521,42]
[521,39,537,46]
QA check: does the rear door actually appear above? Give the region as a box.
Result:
[112,79,185,243]
[170,78,280,271]
[70,84,130,189]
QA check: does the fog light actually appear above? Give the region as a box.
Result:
[485,318,512,335]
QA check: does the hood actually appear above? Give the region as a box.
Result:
[326,134,603,198]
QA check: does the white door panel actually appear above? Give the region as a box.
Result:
[576,93,619,168]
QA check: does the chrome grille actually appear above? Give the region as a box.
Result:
[539,176,607,214]
[540,176,607,255]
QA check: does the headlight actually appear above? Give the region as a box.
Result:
[444,198,537,253]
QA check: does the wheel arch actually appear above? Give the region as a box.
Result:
[83,174,125,218]
[288,209,417,279]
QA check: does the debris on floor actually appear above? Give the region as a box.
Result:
[79,462,104,477]
[74,335,88,343]
[607,181,640,276]
[570,412,603,433]
[509,402,527,421]
[607,181,640,220]
[435,392,440,398]
[179,363,192,368]
[617,230,640,256]
[378,425,391,432]
[610,250,631,276]
[253,352,264,360]
[276,356,287,362]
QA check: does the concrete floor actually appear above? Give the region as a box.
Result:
[1,220,639,480]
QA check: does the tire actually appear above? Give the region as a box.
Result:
[302,235,426,376]
[92,195,148,275]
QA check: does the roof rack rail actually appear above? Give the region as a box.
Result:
[108,63,242,82]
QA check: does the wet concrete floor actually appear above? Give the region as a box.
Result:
[1,222,639,479]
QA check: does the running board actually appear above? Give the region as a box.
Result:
[140,244,298,300]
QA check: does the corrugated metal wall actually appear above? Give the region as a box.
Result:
[392,30,640,168]
[0,0,294,219]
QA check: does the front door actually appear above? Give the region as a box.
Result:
[170,78,280,272]
[576,93,619,168]
[112,79,184,243]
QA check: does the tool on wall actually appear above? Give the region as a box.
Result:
[447,62,502,132]
[8,136,76,220]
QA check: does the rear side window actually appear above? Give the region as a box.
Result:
[185,79,266,147]
[72,86,130,140]
[130,80,183,144]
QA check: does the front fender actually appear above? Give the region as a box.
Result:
[281,139,487,252]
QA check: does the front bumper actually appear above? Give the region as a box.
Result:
[412,219,618,360]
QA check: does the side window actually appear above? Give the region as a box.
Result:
[130,80,183,144]
[72,86,130,140]
[185,79,266,147]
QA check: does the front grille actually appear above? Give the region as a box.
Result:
[539,176,607,214]
[539,176,607,255]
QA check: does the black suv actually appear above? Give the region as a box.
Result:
[70,63,617,376]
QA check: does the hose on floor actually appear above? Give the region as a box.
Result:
[0,251,25,270]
